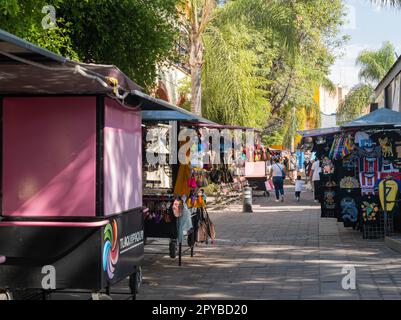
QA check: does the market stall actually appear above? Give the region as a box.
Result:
[141,105,218,266]
[299,109,401,239]
[0,29,177,299]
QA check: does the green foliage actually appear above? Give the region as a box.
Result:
[356,41,396,85]
[261,0,345,148]
[337,84,374,125]
[0,0,181,89]
[59,0,180,89]
[201,0,345,137]
[202,22,270,128]
[0,0,77,57]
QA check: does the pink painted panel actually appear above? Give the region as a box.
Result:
[3,97,97,217]
[104,98,142,216]
[245,161,266,178]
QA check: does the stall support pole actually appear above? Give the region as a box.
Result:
[383,179,388,238]
[178,243,182,266]
[191,246,194,257]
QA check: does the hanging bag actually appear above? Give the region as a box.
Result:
[188,174,197,189]
[203,209,216,243]
[265,180,274,191]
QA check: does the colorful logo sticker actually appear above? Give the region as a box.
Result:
[103,220,119,280]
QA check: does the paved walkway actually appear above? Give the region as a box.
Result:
[138,186,401,300]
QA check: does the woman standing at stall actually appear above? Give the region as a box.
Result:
[311,158,322,203]
[268,158,286,202]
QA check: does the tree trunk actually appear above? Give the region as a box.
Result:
[191,64,202,116]
[189,35,203,116]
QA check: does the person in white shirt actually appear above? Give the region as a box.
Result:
[310,159,321,203]
[295,174,305,202]
[268,158,286,202]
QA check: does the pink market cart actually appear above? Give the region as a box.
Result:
[0,30,152,300]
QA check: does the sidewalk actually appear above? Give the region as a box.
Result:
[137,186,401,300]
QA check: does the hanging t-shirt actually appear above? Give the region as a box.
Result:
[340,176,360,189]
[381,159,398,173]
[370,131,401,160]
[360,172,378,195]
[359,156,379,173]
[354,131,370,146]
[321,187,338,218]
[340,197,359,224]
[360,195,381,224]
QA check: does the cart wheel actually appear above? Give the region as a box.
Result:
[129,267,142,296]
[169,240,177,259]
[0,290,12,300]
[91,292,112,300]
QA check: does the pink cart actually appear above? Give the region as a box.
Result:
[0,30,150,300]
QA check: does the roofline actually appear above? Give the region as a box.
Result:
[131,90,217,125]
[375,54,401,97]
[0,28,68,64]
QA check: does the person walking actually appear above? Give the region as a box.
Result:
[295,174,305,202]
[311,158,321,203]
[304,159,312,191]
[268,158,286,202]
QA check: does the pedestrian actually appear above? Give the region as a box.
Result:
[304,159,312,190]
[311,157,321,203]
[268,158,286,202]
[289,153,297,184]
[295,174,305,202]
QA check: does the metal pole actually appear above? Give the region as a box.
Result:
[178,243,182,266]
[383,179,388,238]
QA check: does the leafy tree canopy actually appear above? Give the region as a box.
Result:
[0,0,180,89]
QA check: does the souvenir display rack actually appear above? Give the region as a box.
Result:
[142,123,196,266]
[300,110,401,240]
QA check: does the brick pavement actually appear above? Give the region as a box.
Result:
[137,186,401,300]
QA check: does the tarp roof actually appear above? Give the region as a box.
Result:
[0,28,217,124]
[341,108,401,129]
[298,127,341,137]
[135,90,217,124]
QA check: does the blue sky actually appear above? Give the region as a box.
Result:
[330,0,401,88]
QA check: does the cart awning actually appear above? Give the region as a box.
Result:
[134,90,217,124]
[0,28,142,96]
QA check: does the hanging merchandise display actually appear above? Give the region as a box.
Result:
[304,125,401,238]
[379,179,398,213]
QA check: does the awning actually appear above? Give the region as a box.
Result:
[341,108,401,129]
[0,29,142,96]
[298,127,341,137]
[134,90,217,124]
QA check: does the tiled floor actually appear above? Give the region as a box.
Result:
[137,186,401,300]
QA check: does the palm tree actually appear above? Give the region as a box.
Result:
[179,0,298,117]
[356,41,396,85]
[180,0,217,116]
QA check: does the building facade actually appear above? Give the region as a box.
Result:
[375,56,401,111]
